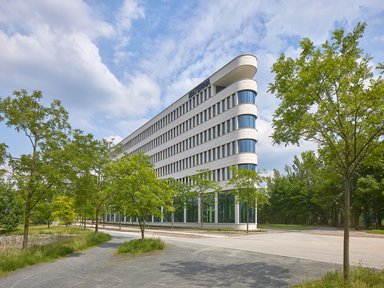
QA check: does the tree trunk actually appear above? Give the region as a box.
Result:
[22,212,30,249]
[95,207,99,233]
[171,212,174,229]
[22,198,32,249]
[377,215,382,230]
[138,219,145,239]
[343,177,351,281]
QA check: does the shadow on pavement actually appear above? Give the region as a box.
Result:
[98,235,135,249]
[161,260,290,287]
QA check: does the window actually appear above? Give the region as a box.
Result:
[186,197,198,222]
[238,139,257,153]
[238,114,256,129]
[238,163,257,171]
[238,90,257,104]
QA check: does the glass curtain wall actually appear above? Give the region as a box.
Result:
[238,90,257,104]
[218,192,235,223]
[174,198,184,222]
[238,139,257,153]
[186,197,198,222]
[202,193,215,223]
[240,202,256,223]
[238,115,256,128]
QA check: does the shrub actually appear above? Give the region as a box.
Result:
[117,238,165,254]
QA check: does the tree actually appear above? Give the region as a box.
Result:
[52,195,76,226]
[164,178,192,228]
[0,90,71,248]
[354,149,384,229]
[268,23,384,279]
[30,197,54,227]
[189,169,221,229]
[228,167,266,232]
[63,130,116,232]
[264,151,343,226]
[0,181,22,232]
[109,153,172,239]
[0,143,6,174]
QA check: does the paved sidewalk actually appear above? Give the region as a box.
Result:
[96,224,384,269]
[0,231,340,288]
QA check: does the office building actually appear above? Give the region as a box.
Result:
[106,54,258,229]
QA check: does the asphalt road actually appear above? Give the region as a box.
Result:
[0,230,341,288]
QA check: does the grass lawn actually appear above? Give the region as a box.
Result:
[258,224,314,230]
[0,225,111,277]
[117,238,165,254]
[367,230,384,235]
[293,267,384,287]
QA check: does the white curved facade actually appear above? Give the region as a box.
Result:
[110,54,259,229]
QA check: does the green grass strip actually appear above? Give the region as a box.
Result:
[293,267,384,287]
[0,227,111,276]
[117,238,165,254]
[258,224,314,230]
[367,230,384,235]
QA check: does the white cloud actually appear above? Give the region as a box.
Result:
[0,0,162,136]
[111,0,382,171]
[116,0,145,32]
[105,135,123,145]
[115,117,151,136]
[1,0,382,170]
[113,0,145,64]
[256,117,318,172]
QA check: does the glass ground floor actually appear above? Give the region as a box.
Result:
[104,191,258,229]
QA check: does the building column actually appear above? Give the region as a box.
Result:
[235,196,240,224]
[183,206,187,223]
[255,198,258,227]
[161,206,164,223]
[198,196,201,224]
[214,192,219,223]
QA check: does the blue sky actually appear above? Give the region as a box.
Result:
[0,0,383,173]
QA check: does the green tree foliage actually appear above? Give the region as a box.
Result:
[109,153,172,239]
[0,181,22,232]
[63,130,116,232]
[52,195,76,226]
[264,151,342,226]
[0,90,70,248]
[228,167,266,232]
[0,143,7,175]
[189,169,221,229]
[268,23,384,279]
[354,149,384,229]
[30,198,54,227]
[164,178,192,228]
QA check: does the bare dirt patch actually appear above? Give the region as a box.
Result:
[0,234,77,250]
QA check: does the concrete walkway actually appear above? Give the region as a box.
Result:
[0,231,341,288]
[96,224,384,269]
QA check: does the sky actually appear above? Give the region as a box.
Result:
[0,0,383,173]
